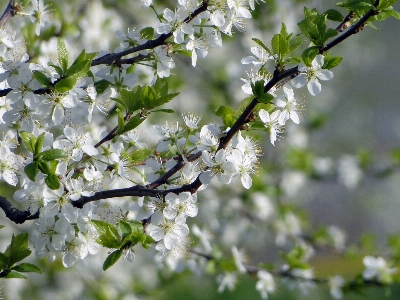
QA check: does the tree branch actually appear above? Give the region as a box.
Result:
[91,1,209,66]
[0,0,17,29]
[320,0,379,53]
[0,0,387,224]
[0,196,38,224]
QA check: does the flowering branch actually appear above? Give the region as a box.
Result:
[321,0,380,53]
[91,1,210,67]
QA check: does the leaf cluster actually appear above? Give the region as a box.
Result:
[34,38,98,93]
[91,219,155,270]
[114,79,179,135]
[0,232,41,279]
[20,131,68,190]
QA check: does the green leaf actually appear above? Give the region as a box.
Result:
[92,220,120,236]
[48,62,63,76]
[302,46,319,67]
[336,1,374,14]
[371,7,400,21]
[215,106,236,128]
[121,113,146,135]
[322,55,343,69]
[324,9,344,21]
[96,229,122,249]
[48,160,59,174]
[11,263,41,274]
[0,252,9,270]
[271,33,289,62]
[19,131,37,153]
[149,93,179,110]
[45,174,61,190]
[251,80,265,97]
[119,220,132,239]
[7,233,30,266]
[288,36,304,52]
[323,28,338,42]
[118,88,143,113]
[38,160,52,175]
[33,71,51,87]
[39,149,68,161]
[130,148,152,164]
[70,49,87,66]
[258,93,274,104]
[54,77,77,93]
[24,162,38,182]
[251,38,273,55]
[0,225,4,230]
[141,234,155,249]
[34,133,45,156]
[7,233,28,251]
[57,37,68,72]
[103,250,122,270]
[140,27,154,40]
[95,79,111,94]
[65,60,91,79]
[152,108,175,114]
[4,271,27,279]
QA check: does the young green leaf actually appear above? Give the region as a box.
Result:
[4,271,27,279]
[34,133,45,156]
[322,55,343,69]
[24,162,39,182]
[251,38,273,55]
[323,9,344,22]
[11,263,42,274]
[302,46,319,67]
[96,228,122,249]
[65,60,91,79]
[258,93,274,104]
[45,174,61,190]
[33,71,51,87]
[130,148,152,164]
[119,220,133,239]
[19,131,37,153]
[39,149,68,161]
[92,220,120,237]
[140,27,154,40]
[54,77,77,93]
[121,113,146,135]
[103,250,122,271]
[57,37,68,72]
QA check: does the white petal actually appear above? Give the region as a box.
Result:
[52,105,64,125]
[82,145,98,156]
[200,170,213,184]
[241,56,258,65]
[313,54,324,69]
[163,8,175,22]
[307,78,321,96]
[290,112,300,124]
[258,109,270,123]
[211,10,225,27]
[317,69,334,81]
[291,74,307,88]
[241,173,252,189]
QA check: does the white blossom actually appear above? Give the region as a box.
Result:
[292,55,333,96]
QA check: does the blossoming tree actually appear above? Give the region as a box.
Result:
[0,0,399,298]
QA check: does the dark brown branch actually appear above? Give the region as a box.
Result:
[0,0,17,29]
[0,196,38,224]
[91,1,209,67]
[320,0,379,53]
